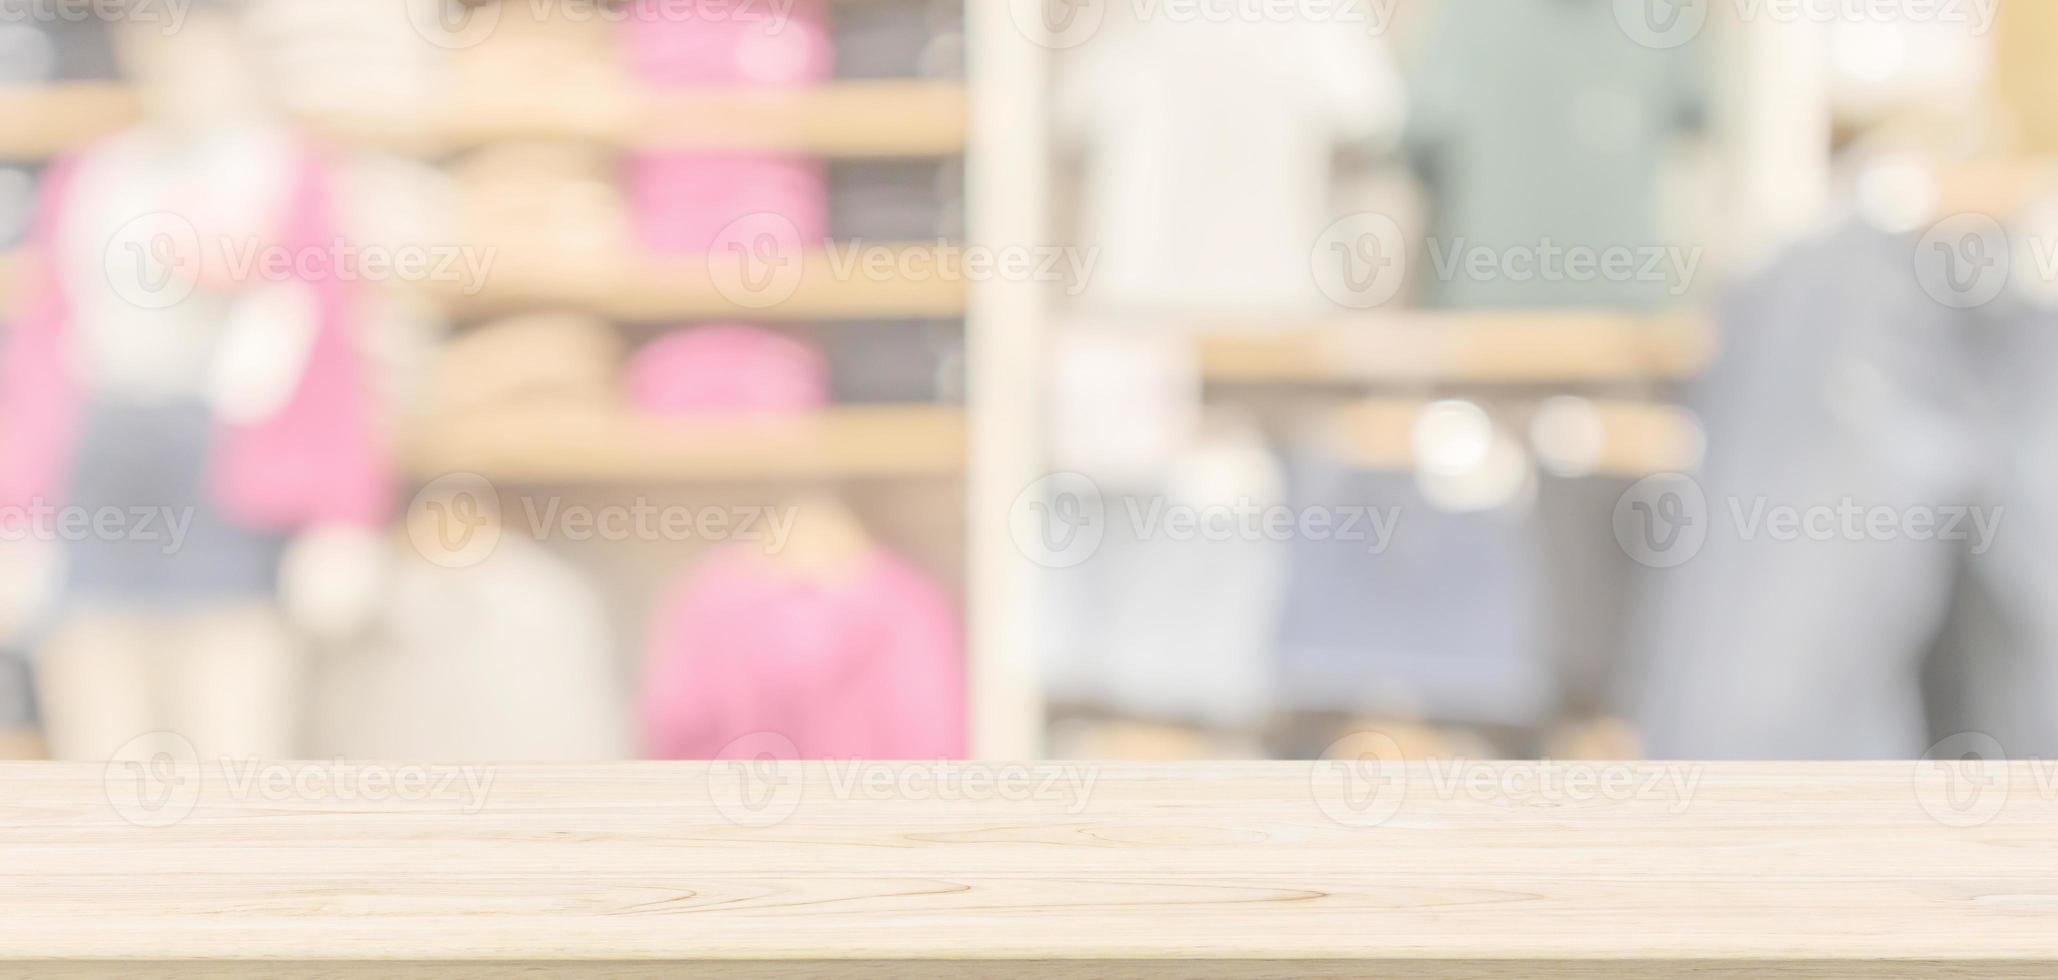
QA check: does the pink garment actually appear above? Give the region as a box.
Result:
[627,152,825,254]
[0,145,390,532]
[642,545,966,760]
[620,0,832,88]
[627,325,827,416]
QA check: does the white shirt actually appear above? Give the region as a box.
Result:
[1057,6,1405,317]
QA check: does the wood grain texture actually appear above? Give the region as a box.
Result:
[2,762,2055,977]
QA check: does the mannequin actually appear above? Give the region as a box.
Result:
[0,6,390,762]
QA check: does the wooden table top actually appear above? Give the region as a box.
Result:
[2,760,2054,978]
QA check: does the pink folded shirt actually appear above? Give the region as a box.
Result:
[642,545,966,760]
[619,0,830,255]
[627,153,825,254]
[627,324,827,416]
[620,0,832,88]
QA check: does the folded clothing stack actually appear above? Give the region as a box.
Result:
[829,159,962,242]
[626,153,826,254]
[621,0,832,87]
[243,0,448,120]
[453,143,629,257]
[830,0,962,79]
[432,314,625,417]
[621,0,831,254]
[627,324,828,417]
[0,4,116,83]
[0,166,34,251]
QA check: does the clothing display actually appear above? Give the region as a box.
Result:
[823,319,961,404]
[1408,0,1706,310]
[1041,423,1287,730]
[643,544,964,760]
[1056,3,1405,314]
[311,536,631,761]
[1274,448,1552,728]
[626,153,827,255]
[454,144,628,257]
[1634,218,2058,758]
[432,314,624,416]
[60,401,286,604]
[831,0,962,80]
[627,325,828,416]
[620,0,832,88]
[0,7,116,84]
[243,0,448,119]
[829,160,962,242]
[452,0,618,103]
[0,649,34,735]
[1535,472,1638,716]
[0,166,33,251]
[0,132,390,539]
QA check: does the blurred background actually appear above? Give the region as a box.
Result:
[0,0,2052,764]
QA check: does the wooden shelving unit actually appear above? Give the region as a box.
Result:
[1324,397,1702,477]
[1185,311,1712,385]
[442,245,969,321]
[0,246,970,321]
[399,404,966,484]
[0,80,967,160]
[0,83,136,160]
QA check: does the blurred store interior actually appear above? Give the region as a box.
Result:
[1,0,2055,763]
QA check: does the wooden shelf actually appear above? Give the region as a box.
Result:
[1184,311,1712,384]
[5,762,2055,976]
[1325,397,1702,477]
[0,246,968,320]
[0,80,967,160]
[0,83,137,160]
[399,403,966,483]
[442,244,969,320]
